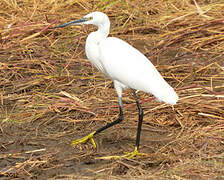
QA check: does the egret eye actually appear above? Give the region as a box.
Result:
[88,17,93,21]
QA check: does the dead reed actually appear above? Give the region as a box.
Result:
[0,0,223,179]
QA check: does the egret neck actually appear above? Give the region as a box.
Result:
[85,19,110,75]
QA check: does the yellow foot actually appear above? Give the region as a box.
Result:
[96,147,148,160]
[71,131,96,148]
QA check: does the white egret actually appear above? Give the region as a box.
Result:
[55,12,178,159]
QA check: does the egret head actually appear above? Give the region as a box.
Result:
[55,12,110,29]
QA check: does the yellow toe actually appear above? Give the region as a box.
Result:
[96,146,148,160]
[71,131,96,148]
[124,146,148,158]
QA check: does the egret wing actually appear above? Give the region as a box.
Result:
[99,37,178,105]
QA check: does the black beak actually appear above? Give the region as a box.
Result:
[54,17,89,28]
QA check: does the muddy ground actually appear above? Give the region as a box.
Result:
[1,108,180,179]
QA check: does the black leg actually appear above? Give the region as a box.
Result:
[132,91,143,150]
[71,96,124,148]
[95,102,123,135]
[73,91,145,158]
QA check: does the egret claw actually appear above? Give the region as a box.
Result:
[71,131,96,148]
[124,147,148,158]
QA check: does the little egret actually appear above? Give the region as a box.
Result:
[55,12,178,159]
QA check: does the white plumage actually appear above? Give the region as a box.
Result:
[83,12,178,105]
[55,12,178,159]
[98,37,178,104]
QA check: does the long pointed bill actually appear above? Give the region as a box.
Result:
[54,17,89,28]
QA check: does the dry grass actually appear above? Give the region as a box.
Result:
[0,0,224,179]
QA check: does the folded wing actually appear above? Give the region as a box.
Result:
[99,37,178,105]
